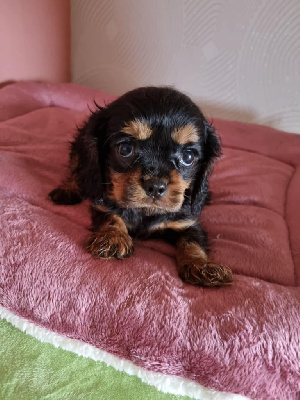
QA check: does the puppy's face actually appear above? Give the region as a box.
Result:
[107,120,201,213]
[87,87,220,215]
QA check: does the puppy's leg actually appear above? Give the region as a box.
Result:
[86,206,133,259]
[48,154,82,205]
[176,226,232,287]
[48,177,82,205]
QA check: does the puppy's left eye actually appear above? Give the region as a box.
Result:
[117,142,134,157]
[180,149,195,166]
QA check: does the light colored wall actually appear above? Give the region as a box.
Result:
[0,0,70,84]
[71,0,300,134]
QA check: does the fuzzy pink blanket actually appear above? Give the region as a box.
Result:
[0,82,299,399]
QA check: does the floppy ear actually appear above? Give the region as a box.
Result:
[71,106,109,202]
[190,120,221,215]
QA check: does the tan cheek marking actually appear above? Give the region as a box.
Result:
[109,169,145,204]
[171,124,199,145]
[109,171,129,203]
[170,170,191,186]
[150,219,196,233]
[122,120,152,140]
[167,170,191,195]
[109,169,191,212]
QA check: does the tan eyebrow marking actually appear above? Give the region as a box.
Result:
[122,120,152,140]
[171,125,199,145]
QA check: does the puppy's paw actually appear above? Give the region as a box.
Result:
[48,187,82,205]
[179,261,233,287]
[86,229,134,259]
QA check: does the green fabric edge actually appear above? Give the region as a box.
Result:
[0,318,192,400]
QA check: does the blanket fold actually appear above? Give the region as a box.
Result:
[0,82,299,400]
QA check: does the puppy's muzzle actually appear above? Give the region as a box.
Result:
[142,178,167,199]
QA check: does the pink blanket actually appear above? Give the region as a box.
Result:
[0,82,299,399]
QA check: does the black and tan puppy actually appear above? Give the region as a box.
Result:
[49,87,232,287]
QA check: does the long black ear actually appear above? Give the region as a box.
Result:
[190,120,221,215]
[71,106,109,202]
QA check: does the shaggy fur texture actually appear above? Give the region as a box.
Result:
[48,86,232,287]
[0,83,300,400]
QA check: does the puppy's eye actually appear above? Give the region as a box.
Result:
[180,149,195,166]
[117,142,134,157]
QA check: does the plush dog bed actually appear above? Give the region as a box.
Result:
[0,82,299,400]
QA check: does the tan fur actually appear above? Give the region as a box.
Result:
[93,204,110,213]
[56,177,79,198]
[171,125,199,145]
[176,239,208,265]
[122,120,152,140]
[150,219,196,233]
[109,168,191,214]
[176,238,233,287]
[86,213,133,259]
[169,170,191,194]
[109,169,144,204]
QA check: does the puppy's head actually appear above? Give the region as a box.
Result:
[79,87,221,215]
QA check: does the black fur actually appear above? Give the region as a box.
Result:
[49,87,232,287]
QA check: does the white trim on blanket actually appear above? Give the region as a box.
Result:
[0,306,249,400]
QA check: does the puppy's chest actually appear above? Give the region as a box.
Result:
[118,208,195,243]
[120,210,166,239]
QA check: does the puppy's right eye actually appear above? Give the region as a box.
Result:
[117,142,134,157]
[180,149,195,166]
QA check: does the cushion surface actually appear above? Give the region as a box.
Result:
[0,82,299,400]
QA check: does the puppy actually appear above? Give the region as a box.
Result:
[49,86,232,287]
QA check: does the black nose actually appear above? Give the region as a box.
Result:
[142,179,167,199]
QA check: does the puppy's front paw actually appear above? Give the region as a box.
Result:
[86,229,134,259]
[179,261,232,287]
